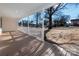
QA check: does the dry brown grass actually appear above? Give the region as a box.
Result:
[46,27,79,44]
[46,27,79,55]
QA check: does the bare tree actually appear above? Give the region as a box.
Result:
[35,12,41,27]
[59,15,70,26]
[45,3,67,29]
[44,3,68,43]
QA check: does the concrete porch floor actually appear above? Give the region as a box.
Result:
[0,30,76,56]
[0,31,42,56]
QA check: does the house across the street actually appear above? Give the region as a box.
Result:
[71,19,79,26]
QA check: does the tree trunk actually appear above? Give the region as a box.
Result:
[48,15,52,29]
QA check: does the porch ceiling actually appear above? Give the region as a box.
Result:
[0,3,57,19]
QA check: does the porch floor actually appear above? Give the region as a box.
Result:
[0,30,77,56]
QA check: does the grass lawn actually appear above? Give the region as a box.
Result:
[46,27,79,55]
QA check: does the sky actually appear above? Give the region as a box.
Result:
[61,3,79,19]
[19,3,79,22]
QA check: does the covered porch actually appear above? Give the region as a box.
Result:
[0,3,61,56]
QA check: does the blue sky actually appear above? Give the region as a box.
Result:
[61,3,79,19]
[20,3,79,22]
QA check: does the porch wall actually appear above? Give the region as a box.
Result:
[2,16,18,32]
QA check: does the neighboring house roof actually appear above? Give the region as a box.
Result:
[71,19,79,21]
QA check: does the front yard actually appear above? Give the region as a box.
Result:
[46,27,79,55]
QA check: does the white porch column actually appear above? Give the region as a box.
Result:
[0,28,2,35]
